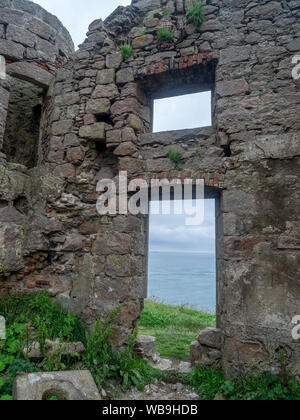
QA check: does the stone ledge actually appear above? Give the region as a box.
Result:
[140,126,215,146]
[6,61,54,88]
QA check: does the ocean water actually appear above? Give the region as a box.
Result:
[148,251,216,313]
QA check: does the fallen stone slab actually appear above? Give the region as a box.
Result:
[13,370,101,401]
[150,357,174,372]
[178,361,193,374]
[135,335,157,360]
[23,339,85,360]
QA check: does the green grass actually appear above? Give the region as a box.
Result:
[120,45,133,61]
[157,29,174,43]
[187,3,206,27]
[138,300,216,360]
[190,367,300,401]
[168,149,182,164]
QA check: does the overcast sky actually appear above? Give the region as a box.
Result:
[150,200,215,254]
[33,0,132,47]
[33,1,215,254]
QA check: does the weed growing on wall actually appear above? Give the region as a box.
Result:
[168,149,182,164]
[121,44,133,61]
[187,2,206,26]
[157,29,174,43]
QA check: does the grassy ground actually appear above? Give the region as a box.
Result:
[1,294,299,401]
[138,300,216,360]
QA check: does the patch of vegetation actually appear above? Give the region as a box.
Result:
[121,44,133,61]
[162,10,170,17]
[0,294,175,400]
[168,149,182,164]
[187,2,206,27]
[138,300,216,360]
[157,29,174,44]
[0,293,86,343]
[190,366,300,401]
[0,293,86,400]
[1,294,299,401]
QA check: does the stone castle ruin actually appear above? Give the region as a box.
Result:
[0,0,299,377]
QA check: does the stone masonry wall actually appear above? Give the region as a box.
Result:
[0,1,74,295]
[0,0,74,149]
[0,0,300,377]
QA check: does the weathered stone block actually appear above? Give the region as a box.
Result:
[132,34,154,49]
[92,84,119,99]
[111,98,140,116]
[52,120,73,136]
[116,68,134,85]
[79,123,108,141]
[114,142,138,156]
[86,98,110,115]
[197,328,222,350]
[106,53,122,69]
[23,339,85,360]
[0,38,25,60]
[135,335,157,359]
[217,79,249,97]
[96,68,115,84]
[13,371,101,400]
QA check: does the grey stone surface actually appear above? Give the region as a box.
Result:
[197,328,222,350]
[135,335,157,359]
[13,371,101,400]
[23,339,85,360]
[6,62,53,88]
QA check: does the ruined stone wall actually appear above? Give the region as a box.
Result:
[0,0,74,149]
[1,0,300,377]
[0,1,74,290]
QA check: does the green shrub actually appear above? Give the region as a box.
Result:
[157,29,173,43]
[121,44,133,61]
[168,149,182,164]
[162,10,170,17]
[187,2,206,26]
[83,306,121,388]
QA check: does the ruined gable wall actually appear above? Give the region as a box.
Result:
[39,0,300,376]
[0,0,74,149]
[0,0,74,290]
[0,0,300,377]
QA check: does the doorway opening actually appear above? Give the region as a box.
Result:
[3,77,45,168]
[139,197,218,361]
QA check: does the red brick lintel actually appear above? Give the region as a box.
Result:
[137,52,218,77]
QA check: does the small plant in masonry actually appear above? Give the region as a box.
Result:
[187,2,206,27]
[157,29,174,44]
[168,149,182,164]
[121,44,133,61]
